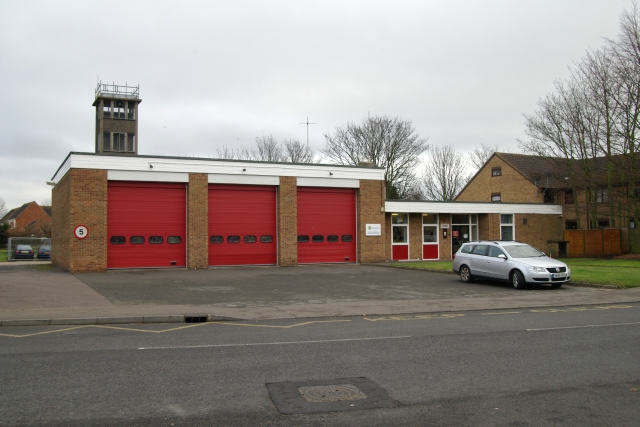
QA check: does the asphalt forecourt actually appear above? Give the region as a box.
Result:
[1,264,640,327]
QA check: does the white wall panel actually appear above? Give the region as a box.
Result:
[108,170,189,182]
[296,177,359,188]
[385,201,562,215]
[209,174,279,185]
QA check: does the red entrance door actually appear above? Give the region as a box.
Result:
[107,181,186,269]
[208,184,277,266]
[297,187,356,263]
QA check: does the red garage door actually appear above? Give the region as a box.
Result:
[107,182,186,269]
[297,187,356,263]
[208,184,277,266]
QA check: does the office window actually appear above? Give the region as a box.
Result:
[565,221,578,230]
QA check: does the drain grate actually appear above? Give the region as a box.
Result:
[184,314,208,323]
[299,384,367,402]
[266,377,396,415]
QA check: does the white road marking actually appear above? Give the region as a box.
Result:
[527,322,640,331]
[138,335,411,350]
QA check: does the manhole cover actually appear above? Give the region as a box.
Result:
[266,377,397,415]
[298,384,367,402]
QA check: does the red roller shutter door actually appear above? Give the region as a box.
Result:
[208,184,277,266]
[297,187,356,263]
[107,182,186,269]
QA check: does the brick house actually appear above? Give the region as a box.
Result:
[1,201,52,237]
[457,152,639,231]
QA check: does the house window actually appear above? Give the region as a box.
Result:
[113,133,126,152]
[127,134,135,152]
[491,167,502,176]
[422,213,438,244]
[630,219,636,229]
[595,189,609,204]
[102,100,111,118]
[9,219,16,228]
[127,102,136,120]
[565,221,578,230]
[491,193,501,202]
[543,192,555,203]
[522,218,528,225]
[564,190,574,204]
[114,100,126,119]
[598,219,610,228]
[500,214,514,241]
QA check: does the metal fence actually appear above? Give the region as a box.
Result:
[6,237,51,261]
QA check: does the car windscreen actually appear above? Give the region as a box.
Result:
[503,244,543,258]
[16,245,31,250]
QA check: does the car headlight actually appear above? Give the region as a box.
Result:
[528,266,547,273]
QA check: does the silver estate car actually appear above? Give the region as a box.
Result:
[452,241,571,289]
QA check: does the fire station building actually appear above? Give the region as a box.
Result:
[49,83,563,272]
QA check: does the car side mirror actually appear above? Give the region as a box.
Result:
[498,254,507,260]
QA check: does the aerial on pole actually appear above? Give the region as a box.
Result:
[299,117,317,147]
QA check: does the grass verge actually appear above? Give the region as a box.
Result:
[0,249,7,262]
[387,258,640,288]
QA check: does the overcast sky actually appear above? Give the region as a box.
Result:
[0,0,634,209]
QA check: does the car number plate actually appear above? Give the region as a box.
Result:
[552,273,566,278]
[21,251,28,254]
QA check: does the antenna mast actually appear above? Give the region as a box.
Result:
[299,117,317,147]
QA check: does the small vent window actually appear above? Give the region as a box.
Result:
[327,235,339,242]
[110,236,125,244]
[492,167,502,176]
[341,235,353,242]
[312,235,324,243]
[491,193,501,202]
[149,236,163,244]
[168,236,182,244]
[227,235,241,244]
[297,235,309,243]
[260,235,273,243]
[244,235,257,243]
[130,236,145,244]
[210,236,223,244]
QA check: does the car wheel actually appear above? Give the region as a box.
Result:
[511,270,526,289]
[460,265,474,283]
[551,282,562,289]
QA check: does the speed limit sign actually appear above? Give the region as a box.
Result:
[74,225,88,239]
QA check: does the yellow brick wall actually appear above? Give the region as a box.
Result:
[357,180,386,263]
[278,177,298,266]
[187,173,208,269]
[457,156,541,203]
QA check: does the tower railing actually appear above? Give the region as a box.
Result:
[95,81,140,99]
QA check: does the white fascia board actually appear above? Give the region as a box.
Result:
[108,170,189,182]
[54,153,385,182]
[209,174,279,185]
[51,156,71,183]
[297,177,360,188]
[385,201,563,215]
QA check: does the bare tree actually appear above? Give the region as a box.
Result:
[253,135,285,162]
[421,145,470,201]
[283,138,315,163]
[0,197,7,218]
[214,145,253,160]
[467,143,499,170]
[322,115,429,198]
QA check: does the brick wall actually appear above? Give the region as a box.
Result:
[278,177,297,266]
[514,213,563,253]
[409,213,422,260]
[187,173,208,269]
[456,156,541,203]
[439,213,452,260]
[384,212,391,260]
[357,180,386,263]
[52,173,71,270]
[69,169,107,272]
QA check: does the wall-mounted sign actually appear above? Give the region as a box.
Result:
[366,224,381,236]
[452,230,459,237]
[440,223,450,229]
[74,225,88,239]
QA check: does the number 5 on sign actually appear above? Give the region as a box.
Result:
[74,225,88,239]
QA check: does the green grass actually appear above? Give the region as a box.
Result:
[0,249,6,262]
[388,258,640,288]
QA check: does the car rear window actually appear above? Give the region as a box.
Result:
[472,245,488,256]
[460,245,473,254]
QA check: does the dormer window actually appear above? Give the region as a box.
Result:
[492,167,502,176]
